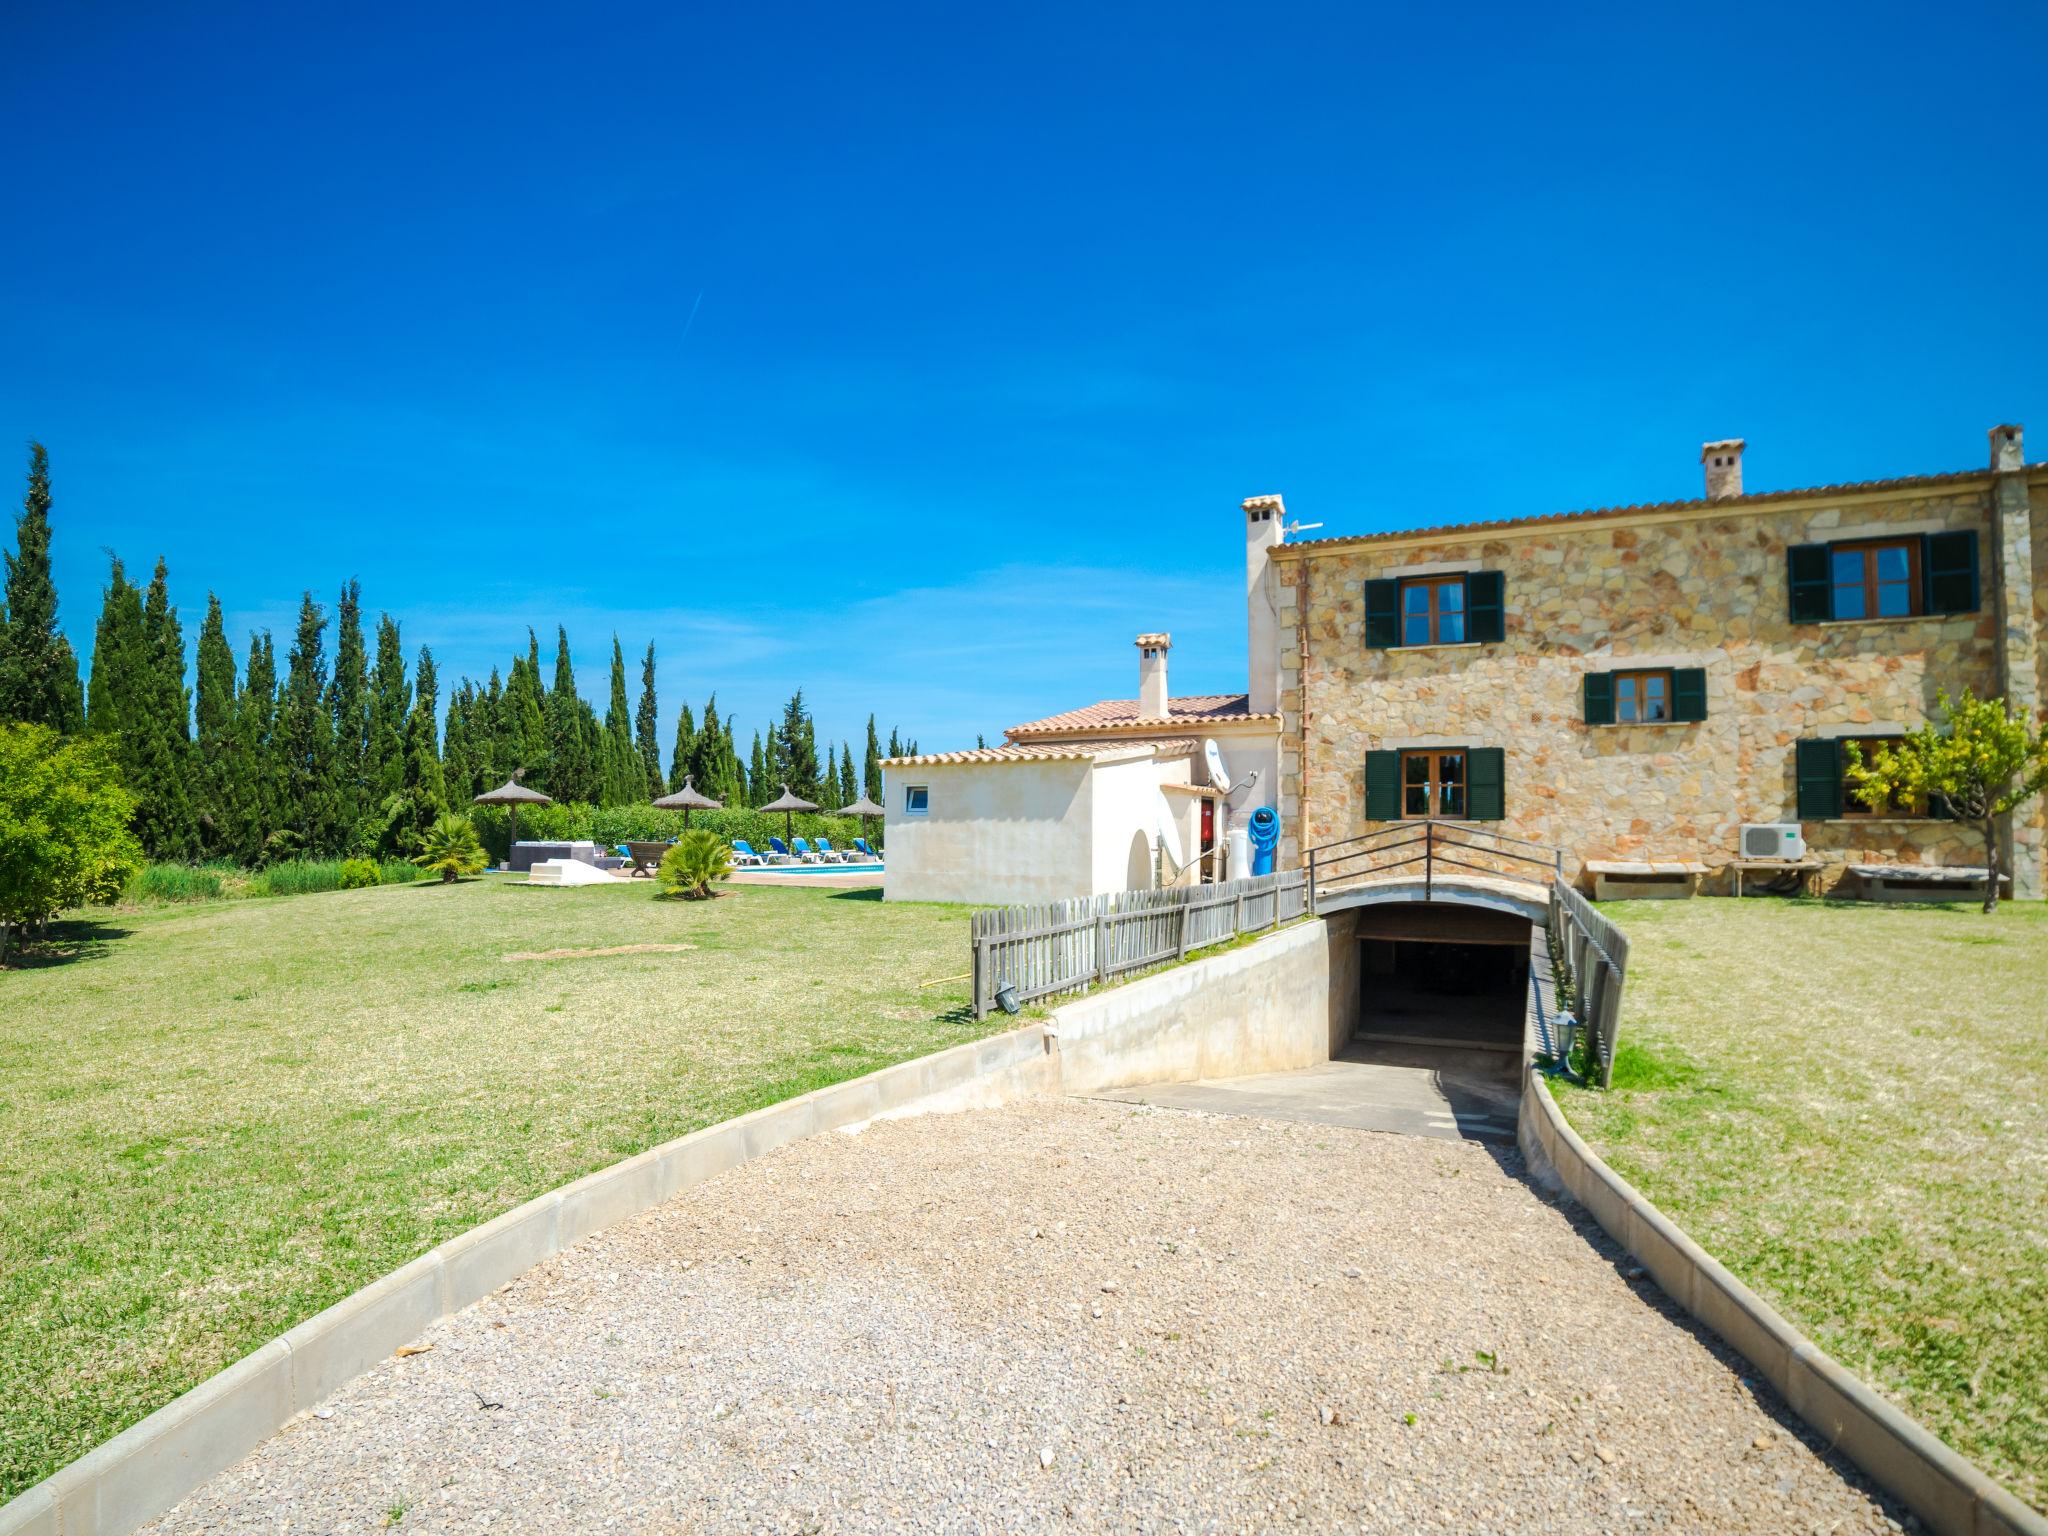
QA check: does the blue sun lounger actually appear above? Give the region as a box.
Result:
[730,840,766,866]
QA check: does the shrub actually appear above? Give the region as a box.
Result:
[338,857,383,890]
[128,863,231,903]
[0,724,144,958]
[414,813,487,884]
[656,831,734,900]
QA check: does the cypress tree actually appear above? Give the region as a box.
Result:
[864,715,882,801]
[441,680,478,804]
[749,731,766,807]
[669,699,697,794]
[482,667,511,783]
[133,558,199,858]
[399,644,447,843]
[194,594,239,854]
[601,636,640,805]
[276,593,339,856]
[635,641,664,797]
[501,637,547,785]
[887,726,902,759]
[724,717,743,805]
[367,614,409,805]
[545,627,592,802]
[776,689,821,802]
[329,580,370,843]
[232,631,279,862]
[838,743,857,808]
[86,557,146,742]
[0,441,84,730]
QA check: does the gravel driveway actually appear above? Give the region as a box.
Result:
[143,1097,1903,1534]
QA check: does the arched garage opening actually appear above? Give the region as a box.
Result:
[1350,900,1532,1052]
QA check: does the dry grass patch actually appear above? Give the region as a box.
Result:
[1554,897,2048,1512]
[0,879,986,1501]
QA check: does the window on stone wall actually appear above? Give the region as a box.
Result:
[1401,749,1467,818]
[1399,576,1466,646]
[1829,540,1921,621]
[1614,669,1672,724]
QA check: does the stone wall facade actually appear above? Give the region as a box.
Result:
[1271,458,2048,898]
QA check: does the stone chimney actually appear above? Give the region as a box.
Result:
[1136,633,1171,720]
[1702,439,1745,500]
[1243,495,1287,714]
[1991,422,2025,472]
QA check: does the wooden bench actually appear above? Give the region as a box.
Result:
[1726,858,1823,898]
[1583,860,1704,900]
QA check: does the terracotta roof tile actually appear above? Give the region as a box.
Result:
[1270,463,2043,557]
[882,739,1198,768]
[1006,694,1277,738]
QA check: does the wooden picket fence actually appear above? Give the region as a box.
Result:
[969,870,1310,1020]
[1548,876,1631,1086]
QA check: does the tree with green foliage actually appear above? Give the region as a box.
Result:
[501,633,548,784]
[668,698,696,796]
[864,715,882,801]
[1848,688,2048,913]
[748,731,766,807]
[328,579,370,842]
[545,627,593,803]
[275,592,340,857]
[440,679,481,804]
[838,742,857,807]
[600,636,642,805]
[772,689,824,803]
[635,641,664,798]
[656,829,733,899]
[387,645,447,850]
[85,557,146,742]
[0,723,142,959]
[0,442,85,731]
[412,810,485,883]
[194,595,240,855]
[130,558,200,858]
[367,614,409,804]
[231,631,279,862]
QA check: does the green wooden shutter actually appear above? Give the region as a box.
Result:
[1363,579,1400,648]
[1583,671,1615,725]
[1466,747,1505,821]
[1794,738,1842,820]
[1671,667,1708,723]
[1364,750,1399,820]
[1787,543,1831,623]
[1923,530,1979,615]
[1466,570,1506,643]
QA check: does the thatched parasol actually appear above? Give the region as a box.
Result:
[837,793,885,855]
[652,776,723,829]
[757,783,820,847]
[473,776,553,864]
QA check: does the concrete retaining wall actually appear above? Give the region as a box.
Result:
[1055,911,1357,1096]
[1519,1067,2045,1536]
[2,921,1344,1536]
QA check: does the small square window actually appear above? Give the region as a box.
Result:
[903,785,929,815]
[1614,669,1671,724]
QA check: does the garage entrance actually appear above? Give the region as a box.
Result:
[1353,903,1532,1051]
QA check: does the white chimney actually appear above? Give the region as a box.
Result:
[1243,495,1286,714]
[1702,439,1745,500]
[1136,633,1171,720]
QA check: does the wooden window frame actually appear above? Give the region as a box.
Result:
[1612,668,1673,724]
[1829,539,1922,622]
[1839,737,1925,818]
[1399,748,1468,820]
[1398,576,1467,647]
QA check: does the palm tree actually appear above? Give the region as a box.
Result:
[413,812,486,883]
[657,830,733,900]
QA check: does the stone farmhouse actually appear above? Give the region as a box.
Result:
[1264,425,2046,899]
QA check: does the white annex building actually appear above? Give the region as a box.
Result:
[881,503,1289,904]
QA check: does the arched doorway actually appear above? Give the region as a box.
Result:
[1126,830,1154,891]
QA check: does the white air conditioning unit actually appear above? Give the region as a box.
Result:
[1740,822,1807,860]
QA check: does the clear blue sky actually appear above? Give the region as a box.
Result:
[4,1,2043,759]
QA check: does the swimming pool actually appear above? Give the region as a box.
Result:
[740,861,885,875]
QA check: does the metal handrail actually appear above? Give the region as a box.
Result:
[1305,820,1565,910]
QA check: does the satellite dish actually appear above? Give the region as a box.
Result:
[1203,738,1232,795]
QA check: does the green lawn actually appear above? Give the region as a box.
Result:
[0,877,990,1502]
[1554,897,2048,1513]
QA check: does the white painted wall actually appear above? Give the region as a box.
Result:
[1087,753,1194,894]
[881,759,1096,904]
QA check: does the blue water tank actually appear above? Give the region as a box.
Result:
[1247,806,1280,877]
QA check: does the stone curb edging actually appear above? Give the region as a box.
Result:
[0,1022,1059,1536]
[1518,1068,2045,1536]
